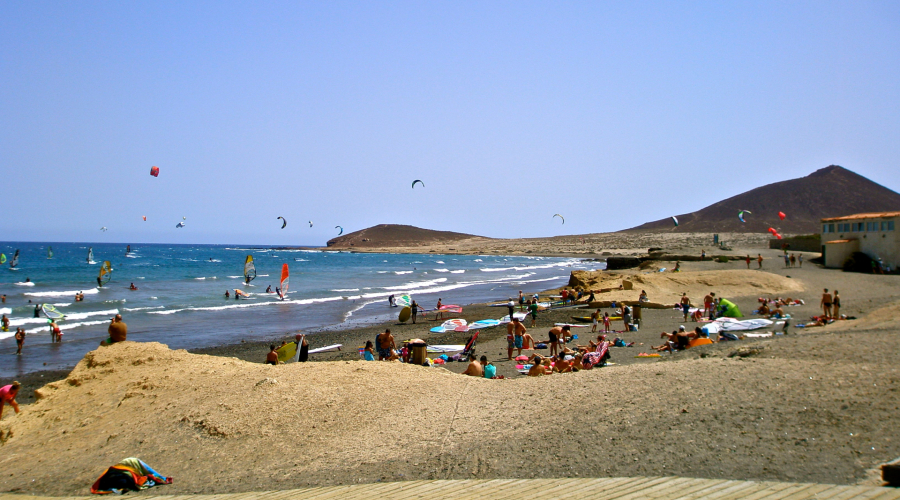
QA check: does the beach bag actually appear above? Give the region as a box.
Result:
[535,343,547,349]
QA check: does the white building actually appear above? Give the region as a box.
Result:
[821,211,899,270]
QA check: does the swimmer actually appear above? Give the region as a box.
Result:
[1,314,8,332]
[129,283,138,290]
[266,285,272,293]
[225,289,230,298]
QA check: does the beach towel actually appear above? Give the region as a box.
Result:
[582,341,610,369]
[90,458,171,495]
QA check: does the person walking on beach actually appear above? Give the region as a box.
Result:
[832,290,841,319]
[15,328,25,355]
[820,289,833,319]
[435,298,444,320]
[411,300,418,324]
[703,292,715,316]
[745,255,751,269]
[518,290,525,310]
[790,254,796,267]
[757,254,763,269]
[100,314,127,346]
[798,254,803,268]
[591,308,600,333]
[680,293,692,322]
[376,329,395,361]
[507,297,515,320]
[783,253,790,268]
[0,381,21,420]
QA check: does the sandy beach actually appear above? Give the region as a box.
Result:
[2,240,900,496]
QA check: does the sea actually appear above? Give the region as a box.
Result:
[0,242,602,378]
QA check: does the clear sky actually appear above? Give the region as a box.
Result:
[2,1,899,245]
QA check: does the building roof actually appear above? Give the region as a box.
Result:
[824,239,857,244]
[821,211,900,222]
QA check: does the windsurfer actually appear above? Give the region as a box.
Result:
[97,276,103,287]
[265,285,272,293]
[129,283,138,290]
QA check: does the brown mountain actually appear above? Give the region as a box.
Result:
[326,224,490,248]
[626,165,900,234]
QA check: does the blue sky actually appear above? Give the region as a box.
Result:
[2,1,899,245]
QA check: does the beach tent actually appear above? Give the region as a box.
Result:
[718,299,743,318]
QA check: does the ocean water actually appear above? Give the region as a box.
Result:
[0,242,599,377]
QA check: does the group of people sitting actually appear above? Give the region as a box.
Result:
[652,326,716,353]
[522,333,613,376]
[461,354,502,378]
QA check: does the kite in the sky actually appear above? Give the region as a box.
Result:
[671,216,679,227]
[768,227,782,239]
[277,216,287,229]
[150,166,159,177]
[176,222,186,228]
[553,214,565,224]
[309,221,313,227]
[335,226,343,235]
[411,179,424,189]
[778,211,786,220]
[142,216,147,221]
[738,210,751,223]
[100,227,108,232]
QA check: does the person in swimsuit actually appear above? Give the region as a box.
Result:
[266,345,279,365]
[1,314,8,332]
[129,283,138,290]
[461,354,483,377]
[821,288,833,319]
[529,299,539,327]
[511,318,527,357]
[603,312,611,333]
[832,290,841,319]
[363,341,376,361]
[680,293,691,322]
[506,321,516,360]
[590,309,599,333]
[0,381,21,420]
[376,329,395,360]
[527,356,547,377]
[15,328,25,355]
[481,356,497,379]
[757,254,763,269]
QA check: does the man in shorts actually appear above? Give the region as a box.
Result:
[528,299,539,327]
[376,328,395,361]
[511,318,527,357]
[100,314,127,346]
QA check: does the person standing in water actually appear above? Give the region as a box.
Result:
[33,304,40,318]
[1,314,8,332]
[15,328,25,355]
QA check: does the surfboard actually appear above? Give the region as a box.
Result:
[426,345,466,353]
[554,323,589,328]
[276,342,297,363]
[469,319,501,330]
[308,344,342,354]
[398,306,411,323]
[41,304,65,320]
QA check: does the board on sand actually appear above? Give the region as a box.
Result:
[276,342,297,363]
[308,344,341,354]
[427,344,466,353]
[398,306,412,322]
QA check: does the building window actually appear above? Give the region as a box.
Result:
[829,223,835,233]
[889,221,896,231]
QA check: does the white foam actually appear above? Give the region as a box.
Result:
[15,282,35,286]
[123,306,165,312]
[332,288,360,292]
[434,269,450,273]
[0,307,10,315]
[435,261,445,264]
[381,278,448,291]
[26,288,99,298]
[393,271,413,275]
[227,276,243,279]
[450,270,465,274]
[25,319,108,335]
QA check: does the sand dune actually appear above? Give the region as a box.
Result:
[2,335,899,495]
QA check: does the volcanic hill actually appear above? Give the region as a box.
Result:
[326,224,490,249]
[627,165,900,234]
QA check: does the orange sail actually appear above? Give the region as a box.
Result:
[279,263,289,300]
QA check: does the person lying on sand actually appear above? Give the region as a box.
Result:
[461,354,483,377]
[571,353,584,371]
[767,307,786,319]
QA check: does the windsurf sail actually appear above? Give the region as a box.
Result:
[279,263,289,300]
[41,303,65,320]
[87,248,94,263]
[10,250,19,268]
[0,254,5,264]
[48,246,54,259]
[395,294,412,307]
[99,261,112,285]
[243,255,257,284]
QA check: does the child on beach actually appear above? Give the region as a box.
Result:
[603,312,611,333]
[363,341,376,361]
